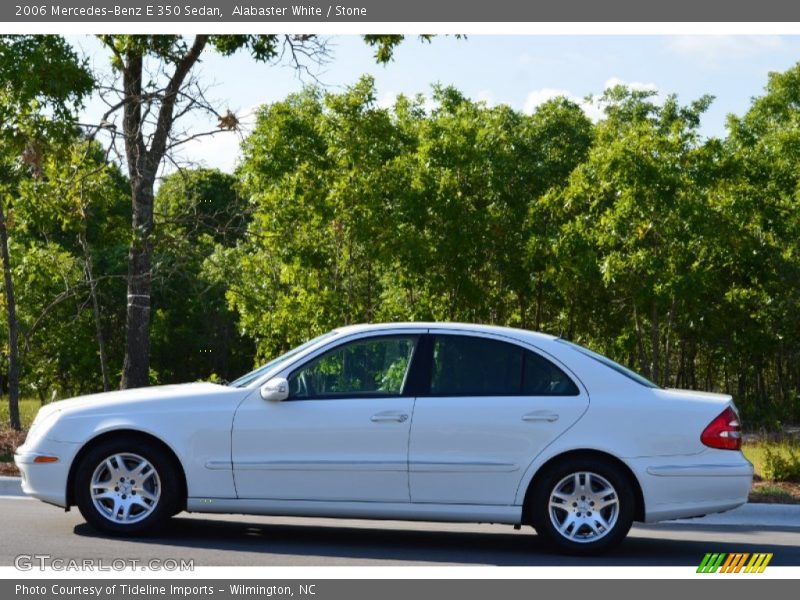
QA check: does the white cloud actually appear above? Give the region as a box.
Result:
[377,90,398,109]
[603,77,658,93]
[523,88,574,114]
[522,77,663,123]
[665,35,783,65]
[475,89,496,106]
[522,88,605,122]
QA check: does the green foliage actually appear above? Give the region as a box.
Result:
[0,35,93,145]
[227,76,594,362]
[763,443,800,482]
[152,169,254,383]
[6,139,130,398]
[0,398,39,430]
[3,37,800,431]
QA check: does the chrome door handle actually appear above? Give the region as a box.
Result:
[522,411,559,423]
[370,412,409,423]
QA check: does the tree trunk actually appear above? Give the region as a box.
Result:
[633,303,648,376]
[650,302,660,385]
[0,200,21,430]
[78,226,110,391]
[121,176,155,389]
[534,278,544,331]
[119,48,151,389]
[117,36,208,389]
[663,297,675,386]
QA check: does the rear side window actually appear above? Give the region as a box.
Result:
[429,335,579,396]
[523,350,580,396]
[431,335,521,396]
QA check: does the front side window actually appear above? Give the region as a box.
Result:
[289,336,418,399]
[429,335,579,396]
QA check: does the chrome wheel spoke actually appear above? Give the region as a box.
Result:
[131,495,152,509]
[592,513,610,531]
[92,489,115,501]
[105,458,121,478]
[593,496,617,511]
[135,487,157,502]
[91,452,161,525]
[551,490,572,503]
[549,470,620,544]
[558,514,576,535]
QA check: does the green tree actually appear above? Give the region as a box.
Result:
[152,169,253,383]
[559,86,715,385]
[93,34,431,389]
[0,35,93,429]
[224,78,594,363]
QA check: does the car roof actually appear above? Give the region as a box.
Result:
[333,322,559,345]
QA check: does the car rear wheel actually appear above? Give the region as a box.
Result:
[74,437,180,535]
[529,457,635,554]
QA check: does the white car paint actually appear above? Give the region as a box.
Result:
[15,322,753,549]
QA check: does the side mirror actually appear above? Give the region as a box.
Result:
[260,377,289,402]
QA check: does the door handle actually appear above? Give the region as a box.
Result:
[522,411,559,423]
[370,412,409,423]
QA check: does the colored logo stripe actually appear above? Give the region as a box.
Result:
[697,552,772,573]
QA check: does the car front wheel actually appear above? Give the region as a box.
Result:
[529,457,635,554]
[74,437,180,535]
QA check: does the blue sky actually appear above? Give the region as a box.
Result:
[70,34,800,173]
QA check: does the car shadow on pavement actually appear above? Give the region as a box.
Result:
[72,517,800,566]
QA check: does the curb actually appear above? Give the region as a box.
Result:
[0,475,23,496]
[672,503,800,528]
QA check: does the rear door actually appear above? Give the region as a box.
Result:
[408,332,589,505]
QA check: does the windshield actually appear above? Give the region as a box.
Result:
[556,339,660,389]
[228,331,338,388]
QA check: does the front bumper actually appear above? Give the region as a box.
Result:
[14,439,81,508]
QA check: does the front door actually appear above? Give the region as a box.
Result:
[232,333,421,502]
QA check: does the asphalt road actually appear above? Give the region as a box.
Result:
[1,497,798,567]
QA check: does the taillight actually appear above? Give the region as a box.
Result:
[701,406,742,450]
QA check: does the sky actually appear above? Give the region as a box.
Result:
[69,34,800,174]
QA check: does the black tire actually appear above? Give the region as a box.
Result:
[74,436,181,536]
[528,456,635,555]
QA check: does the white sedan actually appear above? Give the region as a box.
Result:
[15,322,752,554]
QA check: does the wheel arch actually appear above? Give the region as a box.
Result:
[66,429,188,511]
[521,449,645,524]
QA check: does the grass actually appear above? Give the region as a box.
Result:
[0,398,41,431]
[742,438,800,480]
[0,399,41,476]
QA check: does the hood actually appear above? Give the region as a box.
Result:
[39,382,242,420]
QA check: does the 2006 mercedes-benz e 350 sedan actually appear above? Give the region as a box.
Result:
[16,322,752,554]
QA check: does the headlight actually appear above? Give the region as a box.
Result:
[25,408,61,446]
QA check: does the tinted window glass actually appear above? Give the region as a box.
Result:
[556,339,659,388]
[289,336,417,399]
[431,336,522,396]
[523,350,579,396]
